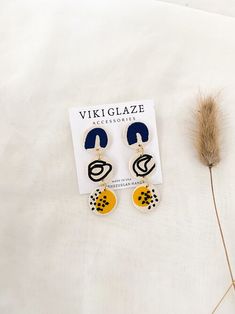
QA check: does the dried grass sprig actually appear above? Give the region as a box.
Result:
[193,95,235,313]
[194,95,220,168]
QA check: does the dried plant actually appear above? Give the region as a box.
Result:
[193,95,235,313]
[194,96,221,168]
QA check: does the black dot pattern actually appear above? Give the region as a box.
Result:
[134,185,159,212]
[89,187,113,214]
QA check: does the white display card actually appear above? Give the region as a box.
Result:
[69,100,162,194]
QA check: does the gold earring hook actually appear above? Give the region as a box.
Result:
[136,143,144,155]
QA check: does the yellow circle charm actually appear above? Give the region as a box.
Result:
[89,187,117,215]
[132,184,160,213]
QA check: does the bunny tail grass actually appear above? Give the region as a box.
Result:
[194,95,221,168]
[193,95,235,313]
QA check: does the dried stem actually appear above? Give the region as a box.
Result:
[209,167,235,288]
[209,166,235,313]
[211,283,234,314]
[193,95,234,312]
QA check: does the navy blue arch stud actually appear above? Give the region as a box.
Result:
[84,127,108,149]
[127,122,149,146]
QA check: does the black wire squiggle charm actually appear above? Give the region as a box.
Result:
[132,154,155,177]
[88,159,112,182]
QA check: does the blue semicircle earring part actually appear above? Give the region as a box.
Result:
[127,122,149,146]
[84,127,108,149]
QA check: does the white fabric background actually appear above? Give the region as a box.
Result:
[161,0,235,17]
[1,1,235,313]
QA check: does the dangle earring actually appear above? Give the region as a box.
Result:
[84,127,117,215]
[125,122,160,212]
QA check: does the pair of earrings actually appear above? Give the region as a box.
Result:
[84,122,160,215]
